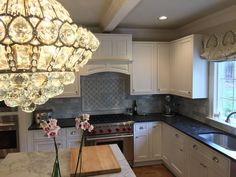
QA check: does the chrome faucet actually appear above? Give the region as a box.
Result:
[225,112,236,123]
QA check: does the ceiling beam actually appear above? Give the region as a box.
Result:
[100,0,141,32]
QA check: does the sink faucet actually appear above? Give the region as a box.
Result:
[225,112,236,123]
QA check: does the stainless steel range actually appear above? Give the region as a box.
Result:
[85,114,134,165]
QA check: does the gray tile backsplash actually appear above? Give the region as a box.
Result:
[37,72,165,118]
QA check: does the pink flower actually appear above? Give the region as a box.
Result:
[75,114,93,132]
[40,119,60,138]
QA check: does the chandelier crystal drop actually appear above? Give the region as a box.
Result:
[0,0,99,112]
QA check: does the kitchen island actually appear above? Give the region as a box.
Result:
[0,144,136,177]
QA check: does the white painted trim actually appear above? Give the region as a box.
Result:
[177,5,236,36]
[101,0,141,32]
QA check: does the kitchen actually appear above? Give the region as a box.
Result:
[1,0,236,177]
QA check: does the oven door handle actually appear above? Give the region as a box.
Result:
[86,134,133,141]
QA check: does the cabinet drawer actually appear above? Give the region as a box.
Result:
[33,129,65,140]
[208,148,230,176]
[66,128,81,139]
[135,123,148,133]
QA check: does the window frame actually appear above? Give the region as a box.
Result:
[210,61,236,127]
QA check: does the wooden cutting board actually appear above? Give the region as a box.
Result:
[70,145,121,177]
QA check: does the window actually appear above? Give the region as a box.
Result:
[213,61,236,125]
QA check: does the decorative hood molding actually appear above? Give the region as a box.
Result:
[201,30,236,61]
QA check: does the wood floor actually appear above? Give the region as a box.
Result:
[133,165,175,177]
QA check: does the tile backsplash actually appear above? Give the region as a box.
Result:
[37,72,166,118]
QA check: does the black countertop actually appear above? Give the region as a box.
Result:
[28,113,236,161]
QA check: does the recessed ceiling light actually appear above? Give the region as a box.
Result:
[159,16,168,20]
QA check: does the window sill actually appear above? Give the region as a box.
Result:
[206,116,236,129]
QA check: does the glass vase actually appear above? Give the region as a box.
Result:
[51,157,61,177]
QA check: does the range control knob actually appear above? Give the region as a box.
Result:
[122,128,126,131]
[116,128,120,132]
[99,129,104,134]
[127,127,132,131]
[107,129,112,133]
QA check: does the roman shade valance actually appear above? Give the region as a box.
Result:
[201,30,236,61]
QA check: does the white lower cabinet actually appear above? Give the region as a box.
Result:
[134,122,162,163]
[187,138,230,177]
[162,123,186,177]
[28,127,81,152]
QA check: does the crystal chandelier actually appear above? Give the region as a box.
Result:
[0,0,99,112]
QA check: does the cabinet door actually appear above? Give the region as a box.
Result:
[157,43,170,93]
[131,42,157,95]
[33,140,65,152]
[134,123,150,162]
[149,122,162,160]
[162,124,173,165]
[188,152,208,177]
[67,139,81,148]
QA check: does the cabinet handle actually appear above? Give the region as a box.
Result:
[193,144,198,150]
[179,149,183,152]
[70,131,76,135]
[200,163,207,168]
[212,156,219,163]
[132,89,135,92]
[153,125,158,128]
[135,136,139,139]
[139,126,144,130]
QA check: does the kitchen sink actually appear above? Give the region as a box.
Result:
[198,132,236,151]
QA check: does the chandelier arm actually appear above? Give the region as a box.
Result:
[23,0,27,16]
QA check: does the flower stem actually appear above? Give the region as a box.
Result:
[74,131,84,177]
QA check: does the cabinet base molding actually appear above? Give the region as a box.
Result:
[133,160,162,167]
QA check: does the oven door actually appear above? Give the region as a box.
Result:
[0,123,18,158]
[85,134,134,165]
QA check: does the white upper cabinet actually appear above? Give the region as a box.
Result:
[131,42,157,95]
[57,72,80,98]
[157,42,170,94]
[91,34,132,61]
[131,42,170,95]
[170,35,208,99]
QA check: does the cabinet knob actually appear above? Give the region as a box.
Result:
[57,143,62,146]
[132,89,135,92]
[212,156,219,163]
[193,144,198,150]
[175,133,179,138]
[139,126,144,130]
[70,131,76,135]
[179,149,183,152]
[200,163,207,168]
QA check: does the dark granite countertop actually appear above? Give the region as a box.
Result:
[28,113,236,161]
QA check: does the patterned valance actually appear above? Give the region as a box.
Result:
[201,30,236,61]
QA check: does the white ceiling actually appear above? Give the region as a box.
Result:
[58,0,236,30]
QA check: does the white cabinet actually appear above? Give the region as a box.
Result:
[157,42,170,94]
[170,34,208,98]
[134,122,150,162]
[187,138,230,177]
[131,42,157,95]
[162,123,186,177]
[28,127,82,152]
[131,42,170,95]
[134,122,162,163]
[91,34,132,61]
[57,73,80,98]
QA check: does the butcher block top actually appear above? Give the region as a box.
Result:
[0,144,136,177]
[70,145,121,176]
